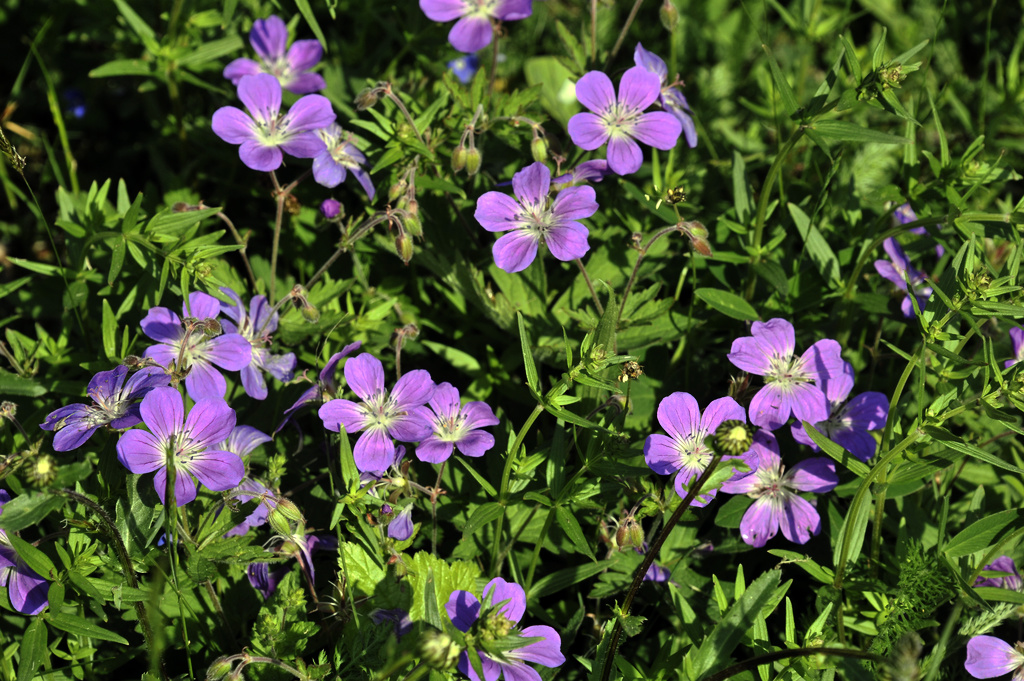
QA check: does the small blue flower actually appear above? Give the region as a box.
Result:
[447,54,481,84]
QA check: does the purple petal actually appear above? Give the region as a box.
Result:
[313,152,346,188]
[207,334,253,371]
[212,107,256,145]
[52,421,101,452]
[184,362,228,401]
[882,237,911,272]
[223,58,261,85]
[238,74,282,124]
[250,16,288,62]
[788,382,830,426]
[153,466,198,507]
[802,339,844,385]
[238,139,283,172]
[727,336,772,375]
[223,426,272,457]
[387,506,414,540]
[286,39,323,73]
[321,342,362,386]
[514,625,565,667]
[283,94,335,133]
[752,319,795,358]
[483,577,526,623]
[778,495,821,544]
[567,112,609,151]
[286,72,327,95]
[1010,327,1024,357]
[475,192,521,233]
[656,392,700,439]
[633,43,668,82]
[116,430,166,474]
[673,469,717,507]
[9,568,48,615]
[185,450,245,492]
[263,352,296,382]
[140,306,182,343]
[699,396,746,435]
[122,366,172,399]
[345,354,386,401]
[843,392,889,431]
[279,131,326,159]
[720,471,759,495]
[494,0,531,20]
[241,364,268,400]
[551,185,598,221]
[874,260,906,288]
[461,402,499,429]
[140,387,184,442]
[617,66,661,111]
[449,15,493,53]
[748,384,793,431]
[644,433,681,476]
[350,166,376,200]
[390,369,435,410]
[445,589,480,632]
[819,360,854,404]
[184,398,236,448]
[416,437,455,463]
[493,230,539,273]
[606,135,643,175]
[87,365,128,401]
[632,111,682,150]
[739,499,779,547]
[456,430,494,458]
[353,428,396,472]
[319,398,368,433]
[184,291,221,319]
[420,0,467,22]
[965,636,1023,678]
[832,428,879,462]
[511,162,550,206]
[574,71,616,113]
[428,382,461,421]
[545,222,590,262]
[458,653,501,681]
[786,458,838,493]
[387,407,434,443]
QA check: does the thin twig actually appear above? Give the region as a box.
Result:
[575,258,604,314]
[216,211,257,290]
[605,0,645,69]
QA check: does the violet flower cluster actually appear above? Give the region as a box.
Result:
[220,287,296,401]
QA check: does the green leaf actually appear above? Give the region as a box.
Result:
[454,456,498,498]
[16,618,47,681]
[518,312,540,393]
[840,34,862,82]
[801,422,871,478]
[293,0,328,52]
[463,502,505,536]
[523,57,578,126]
[89,59,152,78]
[528,559,616,600]
[761,44,800,116]
[47,612,130,645]
[0,493,65,532]
[8,535,56,580]
[422,567,444,631]
[554,20,585,74]
[788,203,841,286]
[176,36,244,68]
[406,551,480,622]
[556,506,596,560]
[810,120,911,145]
[945,509,1024,559]
[694,288,760,321]
[925,426,1024,476]
[0,371,46,397]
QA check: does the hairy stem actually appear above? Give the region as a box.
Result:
[575,258,604,314]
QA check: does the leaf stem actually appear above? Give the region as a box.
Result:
[605,0,645,69]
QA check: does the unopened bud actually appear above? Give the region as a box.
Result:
[388,179,408,203]
[395,233,414,265]
[712,420,754,456]
[206,657,235,681]
[451,145,467,173]
[660,0,679,31]
[530,136,549,164]
[464,147,482,176]
[320,198,342,220]
[419,631,462,670]
[268,500,303,535]
[615,517,645,550]
[355,87,379,110]
[201,318,222,337]
[0,401,16,419]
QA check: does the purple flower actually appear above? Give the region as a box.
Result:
[223,15,326,94]
[219,425,272,458]
[371,608,413,638]
[551,160,612,190]
[448,54,481,83]
[224,478,277,537]
[387,505,414,541]
[141,291,252,400]
[320,198,342,219]
[446,577,565,681]
[567,66,682,176]
[475,162,598,273]
[419,0,532,53]
[40,365,170,451]
[974,556,1023,591]
[873,237,934,318]
[317,353,435,472]
[727,318,844,431]
[965,636,1024,679]
[1006,328,1024,369]
[721,431,838,547]
[895,203,944,258]
[633,43,697,149]
[212,73,335,172]
[416,382,498,463]
[116,387,244,506]
[247,561,287,599]
[643,392,752,507]
[790,360,889,462]
[312,124,375,199]
[277,341,363,432]
[0,491,48,615]
[219,288,296,400]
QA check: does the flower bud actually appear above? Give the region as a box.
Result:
[206,657,235,681]
[451,145,468,173]
[201,318,222,337]
[464,147,482,176]
[615,517,645,550]
[712,419,754,456]
[355,87,379,110]
[530,136,548,164]
[660,0,679,31]
[395,233,414,265]
[419,630,462,670]
[388,178,408,202]
[320,198,342,220]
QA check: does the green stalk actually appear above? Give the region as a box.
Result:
[490,405,544,575]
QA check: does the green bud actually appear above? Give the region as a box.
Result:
[419,630,462,670]
[355,88,379,111]
[206,657,235,681]
[395,233,414,265]
[388,179,408,202]
[464,147,482,176]
[300,302,321,324]
[404,212,423,239]
[659,0,679,32]
[712,420,754,456]
[615,517,645,550]
[530,136,548,164]
[451,145,467,173]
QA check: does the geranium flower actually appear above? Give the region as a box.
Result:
[974,556,1023,590]
[40,365,169,451]
[643,392,752,507]
[873,237,933,318]
[965,636,1024,679]
[320,198,342,219]
[317,353,435,472]
[212,73,335,172]
[312,124,375,199]
[223,15,326,94]
[727,318,844,431]
[720,431,838,547]
[551,160,612,189]
[141,291,252,401]
[219,288,296,400]
[446,578,565,681]
[894,203,944,257]
[419,0,533,53]
[387,505,414,541]
[448,54,481,83]
[0,490,49,615]
[1006,328,1024,369]
[633,43,697,148]
[277,341,363,432]
[474,161,598,273]
[416,382,498,463]
[567,66,682,175]
[116,387,244,506]
[791,360,888,461]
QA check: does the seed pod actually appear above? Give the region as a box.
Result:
[451,145,468,173]
[395,233,414,265]
[464,147,482,176]
[660,0,679,31]
[355,87,379,110]
[530,135,549,164]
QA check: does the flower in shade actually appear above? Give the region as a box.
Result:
[567,66,682,175]
[643,392,753,507]
[721,430,838,547]
[446,577,565,681]
[277,341,363,432]
[0,490,48,615]
[247,561,286,600]
[965,636,1024,680]
[633,43,697,149]
[387,504,414,541]
[219,288,296,400]
[894,203,944,257]
[312,124,375,199]
[40,365,169,451]
[141,291,252,401]
[224,478,278,538]
[212,73,335,172]
[317,353,435,472]
[974,556,1023,591]
[791,360,888,462]
[448,54,481,84]
[1006,328,1024,369]
[223,15,326,94]
[416,382,499,463]
[247,533,336,598]
[874,237,933,318]
[419,0,532,53]
[116,387,244,506]
[320,198,342,219]
[727,318,844,431]
[551,160,612,190]
[475,161,598,273]
[371,608,413,638]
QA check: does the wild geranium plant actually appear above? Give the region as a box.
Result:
[3,1,1024,680]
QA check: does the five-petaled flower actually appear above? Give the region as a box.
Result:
[965,635,1024,680]
[634,43,697,148]
[40,365,169,451]
[312,124,376,199]
[212,73,335,172]
[317,353,435,472]
[720,430,838,547]
[446,577,565,681]
[567,66,682,175]
[220,288,296,401]
[0,490,49,615]
[1005,327,1024,369]
[116,387,245,507]
[448,54,481,84]
[278,341,363,432]
[223,15,326,94]
[419,0,533,53]
[141,292,252,401]
[417,382,499,463]
[873,237,933,318]
[727,318,844,431]
[643,392,754,507]
[475,161,598,273]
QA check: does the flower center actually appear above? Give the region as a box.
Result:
[361,391,402,431]
[517,199,556,239]
[765,353,811,387]
[673,430,711,471]
[748,465,789,501]
[432,411,468,442]
[465,0,500,18]
[599,102,640,137]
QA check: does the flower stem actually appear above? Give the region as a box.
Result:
[605,0,645,70]
[269,170,286,305]
[216,211,258,291]
[575,258,604,314]
[618,225,679,324]
[490,404,544,576]
[488,29,501,96]
[590,0,598,62]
